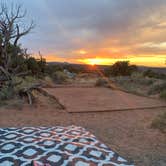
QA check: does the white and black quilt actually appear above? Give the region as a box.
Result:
[0,126,134,166]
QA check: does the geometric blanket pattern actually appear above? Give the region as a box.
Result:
[0,126,134,166]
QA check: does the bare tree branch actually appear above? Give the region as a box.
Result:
[0,3,34,70]
[14,21,35,46]
[0,66,12,80]
[15,71,30,77]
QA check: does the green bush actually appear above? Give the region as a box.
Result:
[151,112,166,133]
[160,90,166,100]
[0,86,13,100]
[105,61,137,77]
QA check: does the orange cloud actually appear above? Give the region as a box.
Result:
[33,53,166,67]
[78,50,88,55]
[42,55,67,62]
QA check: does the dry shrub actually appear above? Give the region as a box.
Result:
[40,76,55,87]
[160,90,166,100]
[52,71,68,84]
[14,76,38,91]
[151,112,166,133]
[148,81,166,95]
[95,78,108,87]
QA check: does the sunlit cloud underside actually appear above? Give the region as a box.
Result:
[6,0,166,67]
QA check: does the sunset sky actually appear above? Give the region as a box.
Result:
[6,0,166,67]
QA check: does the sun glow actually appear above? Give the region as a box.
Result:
[78,56,166,67]
[79,58,116,65]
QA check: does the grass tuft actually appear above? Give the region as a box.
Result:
[160,90,166,100]
[151,112,166,133]
[95,78,108,87]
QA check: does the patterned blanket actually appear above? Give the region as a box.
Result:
[0,126,134,166]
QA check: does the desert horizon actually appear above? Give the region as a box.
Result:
[32,53,166,67]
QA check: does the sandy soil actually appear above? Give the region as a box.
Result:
[0,88,165,166]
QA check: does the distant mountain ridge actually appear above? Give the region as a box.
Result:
[47,62,166,74]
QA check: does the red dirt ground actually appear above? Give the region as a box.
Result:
[0,87,165,166]
[44,87,166,113]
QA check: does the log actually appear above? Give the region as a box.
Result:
[19,84,41,105]
[35,88,65,109]
[18,84,65,109]
[15,71,31,77]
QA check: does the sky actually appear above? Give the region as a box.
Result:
[4,0,166,67]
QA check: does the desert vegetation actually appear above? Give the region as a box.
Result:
[0,4,49,105]
[100,61,166,99]
[151,112,166,133]
[104,61,138,77]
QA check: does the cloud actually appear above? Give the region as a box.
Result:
[5,0,166,65]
